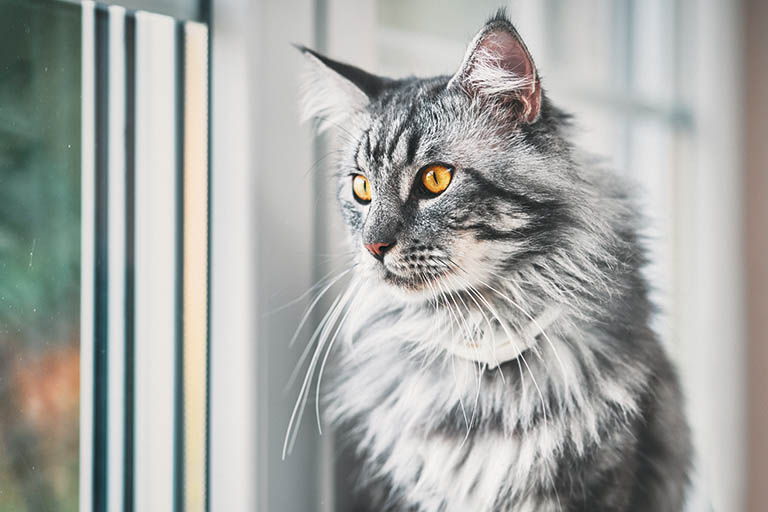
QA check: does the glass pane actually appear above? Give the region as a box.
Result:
[631,0,677,104]
[0,0,81,511]
[375,0,502,77]
[377,0,502,40]
[100,0,206,22]
[544,0,625,93]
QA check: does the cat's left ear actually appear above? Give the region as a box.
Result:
[297,46,388,133]
[448,12,541,123]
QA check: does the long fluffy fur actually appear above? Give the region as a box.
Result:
[296,10,691,512]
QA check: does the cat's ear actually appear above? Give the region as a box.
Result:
[296,46,387,133]
[448,10,541,123]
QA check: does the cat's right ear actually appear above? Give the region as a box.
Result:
[296,46,387,133]
[448,11,541,124]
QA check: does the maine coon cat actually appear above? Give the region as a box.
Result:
[289,10,692,512]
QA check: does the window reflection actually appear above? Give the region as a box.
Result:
[0,1,81,510]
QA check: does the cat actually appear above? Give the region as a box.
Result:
[292,9,692,512]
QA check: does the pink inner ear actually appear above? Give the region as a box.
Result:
[469,29,542,123]
[481,31,534,82]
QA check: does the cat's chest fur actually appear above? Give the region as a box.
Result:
[324,286,641,512]
[329,348,554,512]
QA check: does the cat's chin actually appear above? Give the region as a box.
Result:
[377,268,450,304]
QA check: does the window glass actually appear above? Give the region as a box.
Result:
[0,0,81,510]
[375,0,501,78]
[100,0,205,22]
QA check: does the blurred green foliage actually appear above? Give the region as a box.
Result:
[0,0,81,510]
[0,0,81,344]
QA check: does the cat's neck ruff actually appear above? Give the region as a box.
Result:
[444,305,562,369]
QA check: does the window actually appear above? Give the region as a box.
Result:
[1,1,211,511]
[0,1,81,509]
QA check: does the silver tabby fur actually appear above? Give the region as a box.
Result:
[297,10,691,512]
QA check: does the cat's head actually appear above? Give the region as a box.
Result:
[299,11,579,301]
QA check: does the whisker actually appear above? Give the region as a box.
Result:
[314,118,361,149]
[442,271,506,384]
[442,258,551,428]
[288,267,354,347]
[284,289,346,392]
[447,285,484,446]
[436,279,483,440]
[266,264,350,317]
[440,259,525,387]
[433,277,472,430]
[302,147,349,179]
[314,283,361,434]
[480,270,568,383]
[418,272,445,368]
[282,281,358,459]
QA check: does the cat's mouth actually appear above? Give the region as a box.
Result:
[366,246,457,293]
[380,265,450,291]
[381,269,424,289]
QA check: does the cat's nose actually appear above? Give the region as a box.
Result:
[364,241,395,262]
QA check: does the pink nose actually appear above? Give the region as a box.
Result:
[364,242,392,261]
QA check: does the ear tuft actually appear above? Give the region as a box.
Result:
[297,46,387,134]
[448,13,541,123]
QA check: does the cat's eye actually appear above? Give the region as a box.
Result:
[420,164,453,196]
[352,174,372,204]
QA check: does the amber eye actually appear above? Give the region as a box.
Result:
[352,174,372,203]
[420,164,453,196]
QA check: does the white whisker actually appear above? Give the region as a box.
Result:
[283,280,358,459]
[442,258,551,428]
[288,267,353,347]
[314,282,361,434]
[481,270,568,383]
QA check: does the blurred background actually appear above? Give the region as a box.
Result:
[0,0,765,511]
